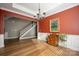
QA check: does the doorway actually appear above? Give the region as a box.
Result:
[4,15,37,47]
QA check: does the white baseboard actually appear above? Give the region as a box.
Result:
[20,36,36,40]
[5,36,18,39]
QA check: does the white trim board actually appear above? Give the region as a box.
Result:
[4,36,18,39]
[20,36,36,40]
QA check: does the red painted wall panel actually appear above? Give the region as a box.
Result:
[0,9,37,34]
[39,6,79,35]
[0,10,4,34]
[0,9,37,22]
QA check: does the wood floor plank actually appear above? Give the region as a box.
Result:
[0,39,79,56]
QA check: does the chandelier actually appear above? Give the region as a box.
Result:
[36,3,46,20]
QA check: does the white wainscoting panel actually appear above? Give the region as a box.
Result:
[59,34,79,51]
[0,34,4,48]
[37,32,50,41]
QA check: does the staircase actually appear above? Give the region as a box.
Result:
[19,22,36,39]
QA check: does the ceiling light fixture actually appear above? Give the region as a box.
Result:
[36,3,46,20]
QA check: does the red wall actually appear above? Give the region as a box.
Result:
[0,9,37,22]
[0,9,4,34]
[0,9,37,34]
[39,6,79,35]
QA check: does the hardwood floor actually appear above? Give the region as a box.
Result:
[0,39,79,56]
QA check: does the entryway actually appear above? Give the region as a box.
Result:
[4,15,37,47]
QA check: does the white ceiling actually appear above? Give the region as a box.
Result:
[16,3,62,13]
[0,3,79,19]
